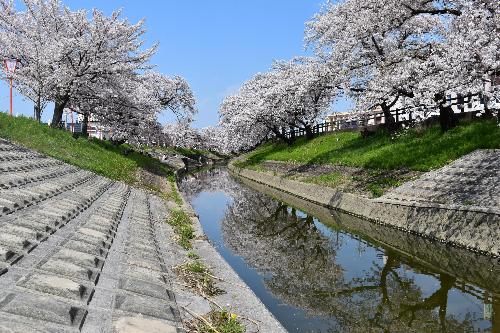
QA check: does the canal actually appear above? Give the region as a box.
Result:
[179,168,500,332]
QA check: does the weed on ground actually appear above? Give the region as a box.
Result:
[174,260,225,297]
[185,308,245,333]
[166,208,195,249]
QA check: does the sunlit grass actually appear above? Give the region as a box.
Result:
[0,113,174,184]
[166,208,194,249]
[241,120,500,171]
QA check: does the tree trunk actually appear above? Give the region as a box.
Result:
[272,127,293,145]
[82,113,89,137]
[435,93,457,132]
[438,104,457,132]
[35,106,41,122]
[482,95,493,119]
[492,297,500,333]
[51,97,69,128]
[484,106,493,119]
[289,126,295,141]
[381,102,396,131]
[304,124,314,140]
[35,96,42,122]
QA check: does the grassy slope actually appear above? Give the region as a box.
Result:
[241,120,500,172]
[0,113,174,185]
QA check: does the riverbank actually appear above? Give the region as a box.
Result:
[165,180,287,332]
[0,124,283,331]
[233,174,500,295]
[180,166,500,332]
[239,120,500,197]
[229,149,500,257]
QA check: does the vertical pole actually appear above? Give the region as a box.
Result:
[492,297,500,333]
[9,77,13,116]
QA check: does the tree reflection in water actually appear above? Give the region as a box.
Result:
[180,168,498,333]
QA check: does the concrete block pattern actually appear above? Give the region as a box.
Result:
[0,140,183,332]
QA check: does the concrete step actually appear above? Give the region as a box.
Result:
[0,172,96,216]
[0,165,78,190]
[0,159,63,174]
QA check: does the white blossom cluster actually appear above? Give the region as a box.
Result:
[218,57,339,152]
[306,0,499,115]
[0,0,196,144]
[218,0,498,152]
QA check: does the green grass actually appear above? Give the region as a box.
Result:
[239,120,500,172]
[185,260,208,274]
[0,113,174,184]
[187,251,200,260]
[166,208,194,249]
[168,179,183,205]
[367,176,402,197]
[200,309,245,333]
[300,172,344,188]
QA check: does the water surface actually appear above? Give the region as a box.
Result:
[179,168,500,332]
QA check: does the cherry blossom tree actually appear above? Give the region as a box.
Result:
[219,75,278,151]
[218,57,339,151]
[198,126,227,152]
[144,71,197,123]
[306,0,499,131]
[0,0,198,146]
[272,58,339,139]
[71,71,196,144]
[0,0,156,127]
[416,0,499,123]
[0,0,59,121]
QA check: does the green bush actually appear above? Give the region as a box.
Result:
[166,208,194,249]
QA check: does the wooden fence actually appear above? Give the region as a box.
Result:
[284,106,426,139]
[283,93,495,139]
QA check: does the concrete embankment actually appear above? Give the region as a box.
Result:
[229,149,500,257]
[0,139,284,333]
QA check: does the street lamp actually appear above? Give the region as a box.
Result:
[3,57,19,116]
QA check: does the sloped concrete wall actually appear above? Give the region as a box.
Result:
[229,164,500,257]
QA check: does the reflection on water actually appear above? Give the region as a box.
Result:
[180,168,500,332]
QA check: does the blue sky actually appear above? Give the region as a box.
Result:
[1,0,352,127]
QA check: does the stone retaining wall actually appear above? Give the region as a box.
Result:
[229,164,500,257]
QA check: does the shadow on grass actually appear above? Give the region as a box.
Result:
[244,120,500,172]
